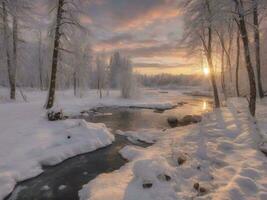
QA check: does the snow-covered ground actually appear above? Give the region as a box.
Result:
[0,88,180,199]
[79,98,267,200]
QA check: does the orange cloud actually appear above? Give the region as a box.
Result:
[115,6,179,31]
[93,39,159,52]
[79,15,93,25]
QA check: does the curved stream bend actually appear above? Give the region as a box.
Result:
[7,97,212,200]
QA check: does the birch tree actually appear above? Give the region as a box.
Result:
[45,0,64,109]
[232,0,257,116]
[252,0,264,98]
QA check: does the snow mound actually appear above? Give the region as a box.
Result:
[119,145,146,161]
[133,158,174,183]
[0,119,114,199]
[117,129,165,144]
[40,120,115,166]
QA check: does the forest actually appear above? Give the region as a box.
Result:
[0,0,267,200]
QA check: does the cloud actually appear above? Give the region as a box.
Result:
[134,63,194,69]
[93,33,160,53]
[79,14,93,25]
[86,0,179,31]
[81,1,191,73]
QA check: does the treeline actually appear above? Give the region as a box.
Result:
[137,74,208,87]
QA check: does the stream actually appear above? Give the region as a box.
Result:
[7,95,212,200]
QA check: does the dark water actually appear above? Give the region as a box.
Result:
[7,96,212,200]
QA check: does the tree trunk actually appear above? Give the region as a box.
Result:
[73,72,77,96]
[227,21,234,83]
[207,26,220,108]
[234,0,257,116]
[12,16,18,100]
[253,0,264,98]
[215,30,232,97]
[2,2,15,100]
[205,0,220,108]
[221,46,227,98]
[38,31,44,90]
[236,28,240,97]
[46,0,64,109]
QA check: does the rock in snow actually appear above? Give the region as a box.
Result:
[167,117,178,127]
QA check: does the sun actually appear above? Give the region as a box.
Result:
[203,67,210,76]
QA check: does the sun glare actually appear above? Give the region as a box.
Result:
[203,67,210,76]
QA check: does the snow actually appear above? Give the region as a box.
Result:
[58,185,67,191]
[41,185,50,191]
[183,90,213,97]
[0,118,114,199]
[116,129,166,144]
[0,88,179,199]
[79,98,267,200]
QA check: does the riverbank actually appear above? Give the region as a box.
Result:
[79,98,267,200]
[0,88,185,199]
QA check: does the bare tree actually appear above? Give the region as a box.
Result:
[46,0,64,109]
[181,0,221,107]
[252,0,264,98]
[235,27,240,97]
[12,6,18,98]
[233,0,257,116]
[2,1,15,99]
[45,0,87,108]
[37,30,44,90]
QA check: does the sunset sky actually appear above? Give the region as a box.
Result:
[35,0,203,75]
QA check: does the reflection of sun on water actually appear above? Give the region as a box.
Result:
[202,101,207,110]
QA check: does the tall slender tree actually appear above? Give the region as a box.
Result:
[182,0,220,107]
[2,1,15,99]
[233,0,257,116]
[45,0,64,109]
[252,0,264,98]
[235,27,240,97]
[12,6,18,98]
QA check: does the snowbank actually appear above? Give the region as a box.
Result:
[79,100,267,200]
[0,115,114,199]
[0,88,183,199]
[116,129,166,144]
[183,90,212,97]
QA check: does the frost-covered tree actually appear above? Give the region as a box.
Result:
[181,0,220,108]
[120,57,137,99]
[66,29,92,97]
[0,0,33,99]
[96,54,107,99]
[252,0,266,98]
[232,0,257,116]
[109,52,122,89]
[1,1,14,99]
[45,0,86,109]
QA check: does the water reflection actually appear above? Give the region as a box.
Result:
[202,100,207,111]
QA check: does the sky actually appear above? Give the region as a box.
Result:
[79,0,205,75]
[34,0,203,75]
